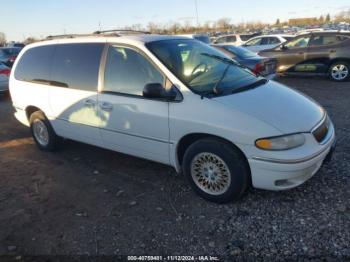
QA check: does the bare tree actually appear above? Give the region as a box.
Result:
[216,18,231,30]
[24,37,38,45]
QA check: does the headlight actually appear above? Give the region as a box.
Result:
[255,134,306,150]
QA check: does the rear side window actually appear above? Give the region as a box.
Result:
[15,45,55,83]
[240,35,252,41]
[51,43,104,91]
[226,36,237,42]
[267,37,280,45]
[245,37,262,46]
[309,35,347,46]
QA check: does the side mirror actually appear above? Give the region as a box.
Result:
[280,44,288,50]
[143,83,177,101]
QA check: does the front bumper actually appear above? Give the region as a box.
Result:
[248,127,336,191]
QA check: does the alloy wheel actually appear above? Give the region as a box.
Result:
[331,64,349,81]
[190,152,231,195]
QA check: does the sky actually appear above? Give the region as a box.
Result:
[2,0,350,41]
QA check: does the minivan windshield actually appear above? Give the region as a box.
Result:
[147,39,264,96]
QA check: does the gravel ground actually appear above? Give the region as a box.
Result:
[0,76,349,261]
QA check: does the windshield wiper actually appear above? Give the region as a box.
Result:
[231,78,269,94]
[200,53,237,97]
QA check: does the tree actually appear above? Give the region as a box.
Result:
[275,19,280,26]
[319,15,324,23]
[0,32,6,47]
[325,14,331,23]
[216,18,231,30]
[24,37,38,45]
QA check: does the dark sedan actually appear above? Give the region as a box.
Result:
[0,47,22,67]
[212,44,277,79]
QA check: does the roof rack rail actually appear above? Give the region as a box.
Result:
[93,29,151,35]
[46,34,94,40]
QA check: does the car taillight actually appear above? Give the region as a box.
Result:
[253,63,265,75]
[0,69,11,76]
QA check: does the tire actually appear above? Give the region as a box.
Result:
[183,138,250,203]
[29,111,60,151]
[329,61,350,82]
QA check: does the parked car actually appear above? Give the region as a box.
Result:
[0,62,11,93]
[7,42,25,49]
[213,33,256,46]
[179,34,210,44]
[0,47,22,67]
[241,35,295,53]
[213,44,277,79]
[259,31,350,81]
[10,33,335,203]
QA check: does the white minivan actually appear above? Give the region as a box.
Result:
[10,33,336,203]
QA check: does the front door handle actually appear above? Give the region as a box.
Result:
[84,99,96,107]
[330,50,336,53]
[100,102,113,112]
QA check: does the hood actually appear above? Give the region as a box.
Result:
[213,80,324,134]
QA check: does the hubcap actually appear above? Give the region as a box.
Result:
[32,119,49,146]
[191,152,231,195]
[331,64,348,80]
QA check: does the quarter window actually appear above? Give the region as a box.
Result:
[103,46,165,96]
[51,43,104,91]
[14,45,55,83]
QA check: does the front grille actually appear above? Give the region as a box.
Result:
[312,115,330,143]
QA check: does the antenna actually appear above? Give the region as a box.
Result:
[194,0,199,27]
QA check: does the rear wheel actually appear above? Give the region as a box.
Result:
[29,111,60,151]
[329,62,349,82]
[183,138,249,203]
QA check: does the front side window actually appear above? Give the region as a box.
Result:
[147,39,260,95]
[51,43,104,91]
[14,45,55,83]
[103,45,165,96]
[285,36,310,49]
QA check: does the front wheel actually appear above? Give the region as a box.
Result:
[183,138,250,203]
[329,62,349,82]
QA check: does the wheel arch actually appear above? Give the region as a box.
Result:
[25,106,43,121]
[328,57,350,68]
[175,133,251,182]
